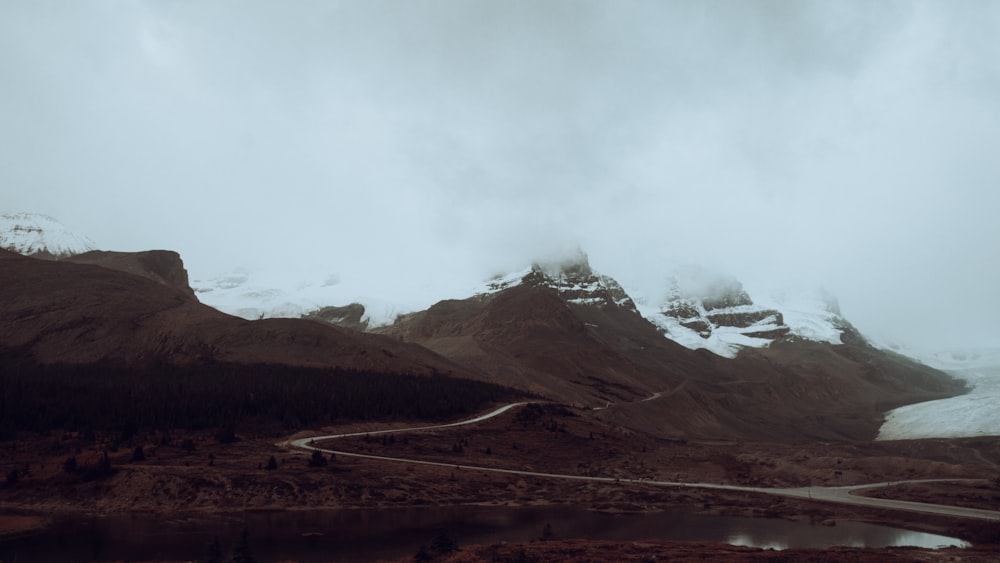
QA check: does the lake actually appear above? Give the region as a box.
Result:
[0,505,967,562]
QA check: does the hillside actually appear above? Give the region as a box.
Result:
[378,260,964,442]
[0,249,472,377]
[65,249,197,298]
[0,234,966,442]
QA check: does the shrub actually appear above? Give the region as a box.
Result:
[308,450,328,468]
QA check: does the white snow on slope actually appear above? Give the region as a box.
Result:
[630,282,845,359]
[191,267,482,326]
[747,287,844,346]
[633,299,774,358]
[0,212,97,256]
[480,264,847,359]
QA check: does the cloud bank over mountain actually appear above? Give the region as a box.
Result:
[2,1,998,351]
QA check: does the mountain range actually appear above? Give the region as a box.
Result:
[0,213,970,442]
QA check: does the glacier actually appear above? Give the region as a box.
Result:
[877,349,1000,440]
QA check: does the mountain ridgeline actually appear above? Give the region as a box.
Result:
[376,254,964,442]
[0,248,522,437]
[0,215,966,442]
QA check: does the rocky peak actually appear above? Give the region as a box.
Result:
[485,251,637,312]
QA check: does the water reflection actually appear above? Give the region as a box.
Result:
[0,505,967,562]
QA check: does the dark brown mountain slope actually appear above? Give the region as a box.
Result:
[0,249,471,377]
[381,285,688,406]
[379,276,963,442]
[65,249,195,298]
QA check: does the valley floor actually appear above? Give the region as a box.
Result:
[1,403,999,559]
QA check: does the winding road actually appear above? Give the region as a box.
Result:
[283,402,1000,522]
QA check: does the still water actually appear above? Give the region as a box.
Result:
[0,505,967,562]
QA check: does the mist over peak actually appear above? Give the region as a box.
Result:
[3,1,998,353]
[531,247,592,279]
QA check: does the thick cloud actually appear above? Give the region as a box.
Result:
[2,1,998,351]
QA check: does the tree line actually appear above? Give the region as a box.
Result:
[0,356,522,437]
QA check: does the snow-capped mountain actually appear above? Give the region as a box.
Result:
[476,256,852,360]
[482,251,637,311]
[0,212,97,257]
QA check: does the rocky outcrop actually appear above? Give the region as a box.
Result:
[488,251,638,312]
[303,303,369,331]
[652,274,791,346]
[699,277,754,310]
[706,309,783,328]
[66,250,196,298]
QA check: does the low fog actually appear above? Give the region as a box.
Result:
[3,1,998,352]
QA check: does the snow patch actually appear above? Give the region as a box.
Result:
[749,287,843,346]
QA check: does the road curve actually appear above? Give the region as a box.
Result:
[283,402,1000,522]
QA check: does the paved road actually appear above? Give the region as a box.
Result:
[768,482,1000,521]
[284,403,1000,522]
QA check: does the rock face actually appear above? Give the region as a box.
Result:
[66,250,196,298]
[647,274,791,352]
[486,251,637,311]
[698,276,754,310]
[0,213,96,258]
[303,303,369,331]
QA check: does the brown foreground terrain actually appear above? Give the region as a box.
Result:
[1,403,998,561]
[393,539,1000,562]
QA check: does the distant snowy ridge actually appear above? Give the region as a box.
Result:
[191,268,441,327]
[872,342,1000,371]
[189,239,858,364]
[0,212,97,257]
[192,269,356,321]
[185,250,855,362]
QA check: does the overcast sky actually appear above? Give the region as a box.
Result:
[2,1,999,352]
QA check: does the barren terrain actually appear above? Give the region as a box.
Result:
[2,403,999,558]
